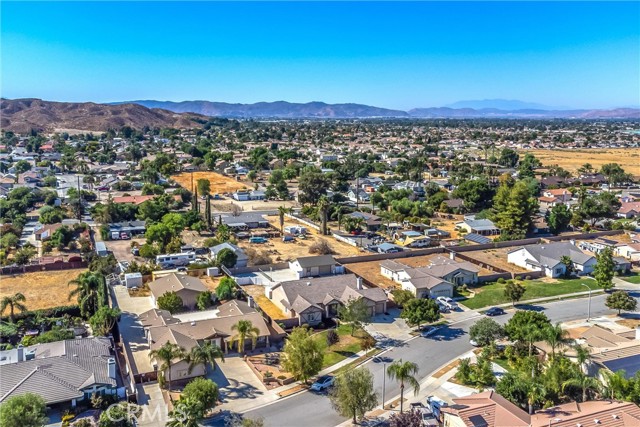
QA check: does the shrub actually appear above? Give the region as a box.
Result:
[326,329,339,346]
[497,278,506,284]
[525,276,532,280]
[309,239,335,255]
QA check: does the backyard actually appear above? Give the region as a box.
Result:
[0,269,88,311]
[460,277,600,310]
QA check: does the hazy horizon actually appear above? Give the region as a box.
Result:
[2,2,639,110]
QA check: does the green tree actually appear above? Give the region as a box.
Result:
[450,179,496,212]
[386,360,420,413]
[338,297,372,336]
[388,409,424,427]
[181,377,219,412]
[578,192,621,226]
[149,342,187,391]
[68,271,108,318]
[89,306,121,336]
[505,311,550,354]
[216,248,238,268]
[492,180,538,240]
[216,224,231,242]
[594,247,615,291]
[562,372,600,402]
[317,195,330,235]
[14,159,32,174]
[98,403,141,427]
[517,153,541,179]
[138,243,159,259]
[188,341,225,374]
[197,179,211,197]
[543,322,569,359]
[559,255,574,278]
[525,381,546,415]
[298,168,331,205]
[606,290,638,315]
[329,367,378,424]
[469,318,504,347]
[0,292,27,323]
[504,281,526,306]
[400,298,440,330]
[547,204,572,235]
[196,291,214,311]
[216,277,237,300]
[166,398,203,427]
[391,289,415,308]
[498,148,519,167]
[14,245,36,266]
[281,326,324,384]
[231,319,260,355]
[0,392,47,427]
[157,291,184,314]
[277,205,293,234]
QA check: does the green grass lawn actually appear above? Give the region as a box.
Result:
[461,277,600,310]
[313,324,367,369]
[618,273,640,284]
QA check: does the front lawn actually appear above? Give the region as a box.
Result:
[618,273,640,284]
[461,277,600,310]
[313,324,369,369]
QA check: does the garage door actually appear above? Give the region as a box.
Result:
[430,288,452,298]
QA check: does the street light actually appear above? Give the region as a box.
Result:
[581,283,592,322]
[381,362,386,410]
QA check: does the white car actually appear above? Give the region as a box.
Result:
[420,325,441,337]
[310,375,335,392]
[436,296,458,310]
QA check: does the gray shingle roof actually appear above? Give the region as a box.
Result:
[520,242,594,266]
[293,255,336,268]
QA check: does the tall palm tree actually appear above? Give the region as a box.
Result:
[562,372,600,402]
[149,342,186,391]
[599,369,629,400]
[68,272,107,318]
[544,323,570,359]
[0,293,27,323]
[277,205,292,235]
[525,381,546,415]
[317,196,330,235]
[187,341,225,374]
[522,324,544,357]
[386,360,420,413]
[573,344,591,373]
[231,320,260,355]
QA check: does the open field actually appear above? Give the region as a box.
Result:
[527,148,640,175]
[0,269,88,311]
[460,277,600,309]
[170,171,250,194]
[461,247,530,273]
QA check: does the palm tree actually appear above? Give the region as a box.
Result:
[68,272,107,318]
[187,341,225,374]
[573,344,591,373]
[0,293,27,323]
[522,324,544,357]
[599,369,629,400]
[544,323,570,359]
[317,196,330,235]
[231,320,260,355]
[149,342,186,391]
[386,360,420,413]
[277,205,292,235]
[562,372,600,402]
[525,381,546,415]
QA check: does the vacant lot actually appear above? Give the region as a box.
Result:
[171,172,249,194]
[461,248,529,273]
[0,269,88,311]
[461,277,600,309]
[346,261,398,290]
[527,148,640,175]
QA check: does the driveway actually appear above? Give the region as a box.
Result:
[365,308,413,342]
[112,286,154,374]
[208,356,270,413]
[135,383,167,427]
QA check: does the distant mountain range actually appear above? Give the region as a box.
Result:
[1,98,639,133]
[125,99,640,119]
[443,99,560,110]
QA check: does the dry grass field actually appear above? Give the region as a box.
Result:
[345,261,398,290]
[461,247,529,273]
[0,269,88,311]
[527,148,640,175]
[170,172,250,194]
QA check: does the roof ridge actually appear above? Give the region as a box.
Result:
[0,367,40,402]
[37,362,84,392]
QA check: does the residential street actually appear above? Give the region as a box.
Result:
[232,293,624,427]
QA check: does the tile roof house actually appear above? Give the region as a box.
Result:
[381,255,478,299]
[0,337,123,407]
[577,325,640,379]
[507,242,596,278]
[267,274,387,327]
[148,273,209,310]
[618,202,640,219]
[443,390,640,427]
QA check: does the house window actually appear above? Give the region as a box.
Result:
[555,268,562,275]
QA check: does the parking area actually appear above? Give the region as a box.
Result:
[364,308,413,343]
[105,238,146,262]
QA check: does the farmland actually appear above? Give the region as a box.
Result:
[527,148,640,175]
[0,269,88,311]
[170,171,250,194]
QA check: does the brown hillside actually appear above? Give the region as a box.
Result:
[0,98,208,133]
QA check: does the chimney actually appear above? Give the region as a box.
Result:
[16,345,24,362]
[108,357,116,379]
[450,251,456,261]
[356,277,363,290]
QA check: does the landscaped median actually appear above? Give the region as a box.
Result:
[459,277,601,310]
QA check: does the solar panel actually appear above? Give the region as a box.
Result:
[464,233,492,244]
[602,356,640,378]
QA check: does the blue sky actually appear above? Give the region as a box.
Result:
[1,1,638,109]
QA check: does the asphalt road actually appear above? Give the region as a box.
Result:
[222,293,628,427]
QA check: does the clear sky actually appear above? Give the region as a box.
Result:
[1,1,638,110]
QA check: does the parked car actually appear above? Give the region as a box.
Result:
[436,301,450,313]
[131,247,139,256]
[249,236,268,244]
[310,375,335,392]
[97,186,110,191]
[485,307,505,316]
[120,232,130,240]
[420,325,441,337]
[436,296,458,310]
[470,339,480,347]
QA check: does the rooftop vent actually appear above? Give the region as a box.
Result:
[306,282,311,286]
[594,419,600,424]
[191,321,196,326]
[612,415,619,419]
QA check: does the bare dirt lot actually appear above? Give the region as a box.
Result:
[105,238,146,263]
[527,148,640,175]
[461,247,529,273]
[345,261,398,290]
[0,269,88,310]
[171,172,250,194]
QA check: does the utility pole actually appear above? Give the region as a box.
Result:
[76,175,82,220]
[581,283,592,322]
[381,362,386,410]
